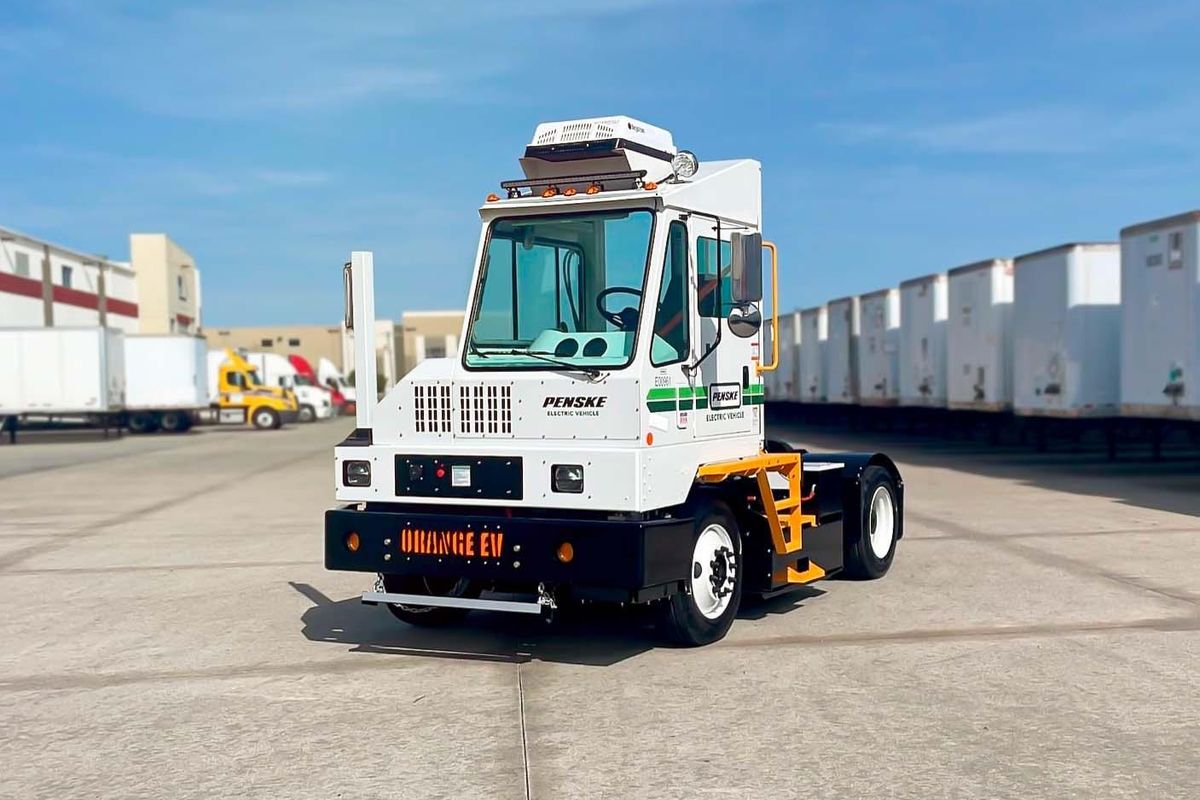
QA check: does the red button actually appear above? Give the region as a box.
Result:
[435,467,446,479]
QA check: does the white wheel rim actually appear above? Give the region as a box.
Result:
[256,411,272,426]
[868,485,895,559]
[691,523,736,620]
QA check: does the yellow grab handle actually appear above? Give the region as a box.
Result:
[758,240,779,374]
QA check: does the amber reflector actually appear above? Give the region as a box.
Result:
[486,193,500,202]
[557,542,575,563]
[346,532,360,552]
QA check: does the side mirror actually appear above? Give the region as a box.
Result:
[730,232,763,304]
[727,304,762,338]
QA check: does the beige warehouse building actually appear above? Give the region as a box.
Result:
[130,234,202,334]
[398,311,464,376]
[205,324,348,371]
[205,310,464,392]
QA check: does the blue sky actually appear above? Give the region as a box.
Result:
[2,0,1199,326]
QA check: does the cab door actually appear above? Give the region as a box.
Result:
[689,216,755,439]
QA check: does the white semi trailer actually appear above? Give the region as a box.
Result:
[1120,211,1200,421]
[1013,243,1121,418]
[798,305,828,402]
[124,334,209,433]
[324,116,905,646]
[857,288,900,406]
[0,327,125,441]
[899,272,949,407]
[947,259,1014,412]
[825,295,860,404]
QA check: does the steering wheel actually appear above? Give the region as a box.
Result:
[596,286,643,331]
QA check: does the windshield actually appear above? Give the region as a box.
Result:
[294,375,314,387]
[246,369,264,388]
[464,209,654,370]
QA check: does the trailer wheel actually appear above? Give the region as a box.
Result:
[159,411,191,433]
[659,500,742,646]
[127,412,159,434]
[252,408,280,430]
[843,466,899,579]
[297,404,316,423]
[381,574,481,626]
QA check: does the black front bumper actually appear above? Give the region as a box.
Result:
[325,505,694,598]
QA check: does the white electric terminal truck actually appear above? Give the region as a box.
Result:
[326,116,904,645]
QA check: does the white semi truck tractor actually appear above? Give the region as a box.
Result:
[326,117,904,645]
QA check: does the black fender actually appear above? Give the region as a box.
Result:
[803,451,905,541]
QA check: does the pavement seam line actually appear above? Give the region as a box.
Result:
[518,663,533,800]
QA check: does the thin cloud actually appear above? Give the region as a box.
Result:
[819,101,1200,155]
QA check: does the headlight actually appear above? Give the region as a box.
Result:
[671,149,699,179]
[552,464,584,494]
[343,460,371,487]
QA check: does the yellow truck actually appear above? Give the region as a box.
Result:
[206,348,299,429]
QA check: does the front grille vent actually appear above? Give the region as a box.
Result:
[413,383,452,434]
[458,384,512,435]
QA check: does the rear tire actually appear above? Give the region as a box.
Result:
[658,500,742,646]
[252,408,279,430]
[843,466,899,580]
[297,404,316,423]
[382,574,481,627]
[159,411,190,433]
[127,412,159,434]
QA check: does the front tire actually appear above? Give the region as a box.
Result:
[252,408,280,430]
[843,465,899,579]
[297,404,316,423]
[382,574,481,627]
[659,500,743,646]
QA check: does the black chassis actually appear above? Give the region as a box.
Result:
[324,451,903,603]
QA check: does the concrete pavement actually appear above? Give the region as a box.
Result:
[0,420,1196,799]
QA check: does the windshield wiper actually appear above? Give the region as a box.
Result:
[468,341,600,378]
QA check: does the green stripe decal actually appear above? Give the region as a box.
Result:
[646,384,763,410]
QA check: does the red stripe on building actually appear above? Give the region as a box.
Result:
[0,271,44,300]
[0,271,139,318]
[108,297,139,318]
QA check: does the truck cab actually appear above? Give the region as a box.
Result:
[245,351,333,423]
[208,348,299,429]
[325,117,903,645]
[290,354,347,415]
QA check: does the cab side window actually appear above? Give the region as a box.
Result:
[227,371,245,388]
[696,236,732,317]
[651,221,689,365]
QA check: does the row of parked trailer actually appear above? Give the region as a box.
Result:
[765,209,1200,451]
[0,326,356,441]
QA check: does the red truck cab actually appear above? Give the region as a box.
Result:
[287,354,346,415]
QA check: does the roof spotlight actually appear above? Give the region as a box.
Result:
[671,150,699,180]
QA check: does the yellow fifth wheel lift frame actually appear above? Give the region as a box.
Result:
[696,451,825,585]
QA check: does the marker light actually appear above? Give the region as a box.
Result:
[563,187,577,197]
[345,532,360,552]
[557,542,575,563]
[586,183,601,195]
[643,181,658,191]
[645,432,654,446]
[343,460,371,487]
[552,464,584,494]
[671,150,699,179]
[486,193,500,202]
[542,186,559,198]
